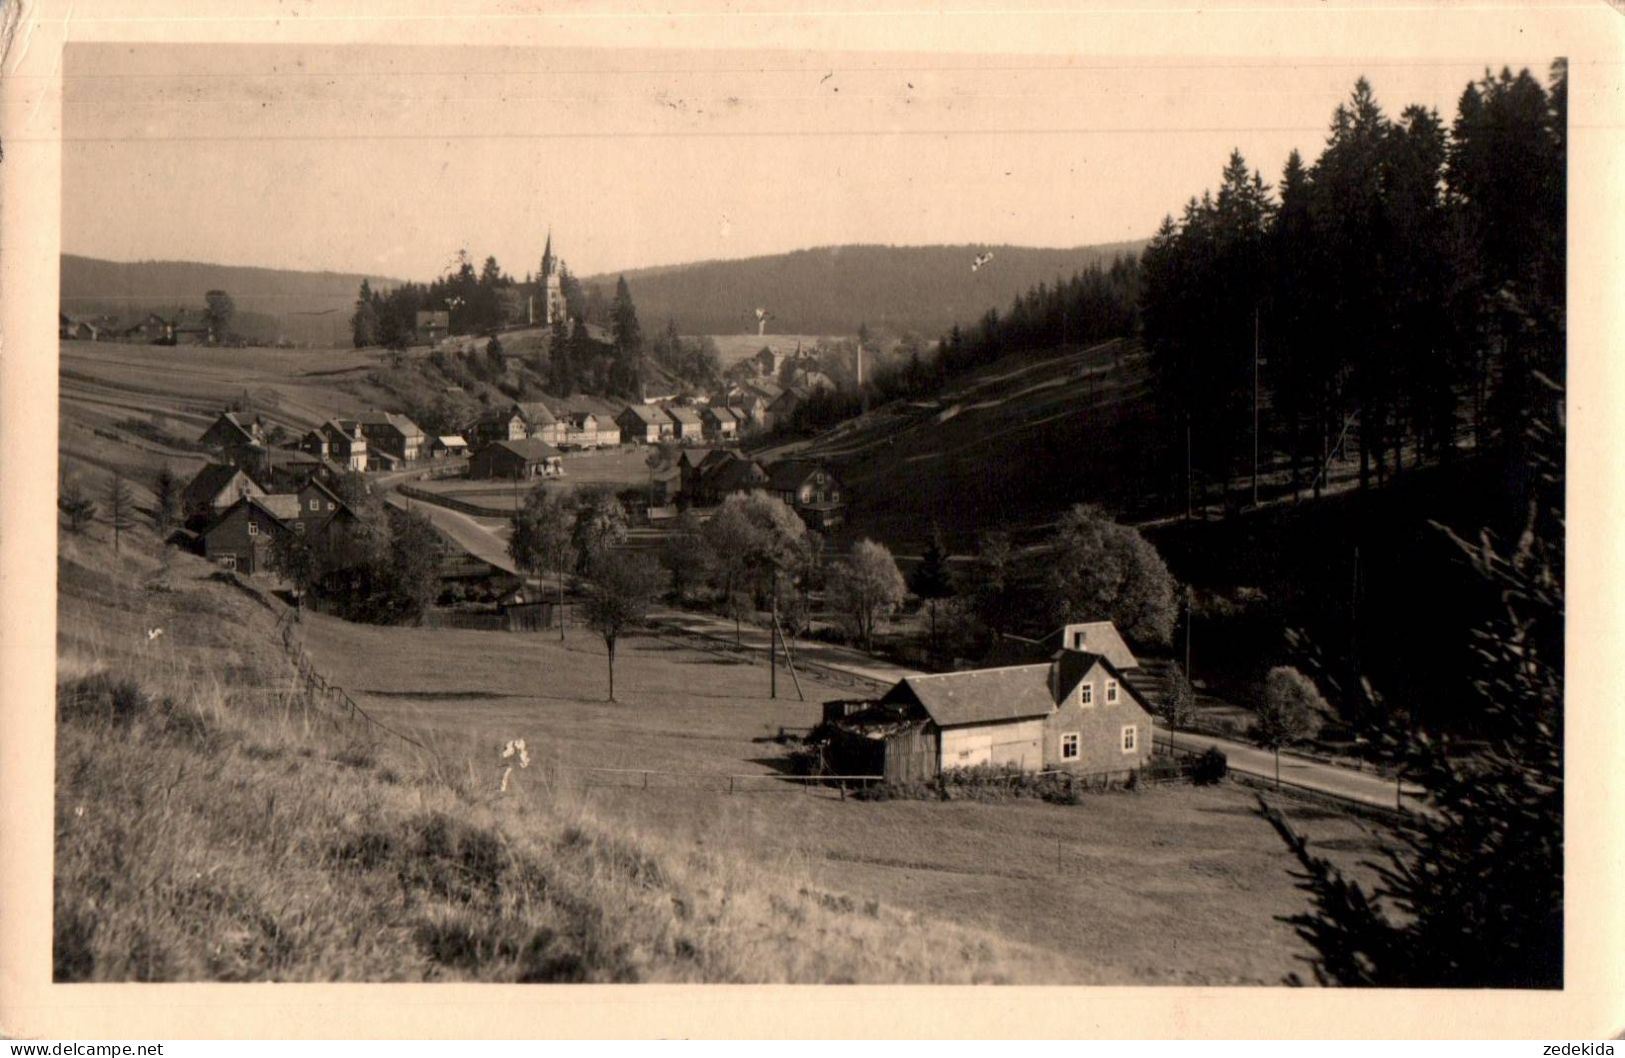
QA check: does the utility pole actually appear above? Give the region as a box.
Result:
[1252,305,1260,509]
[1185,422,1193,521]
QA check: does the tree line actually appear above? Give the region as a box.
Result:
[1141,65,1566,513]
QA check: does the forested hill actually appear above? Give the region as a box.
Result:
[583,242,1146,337]
[60,255,405,345]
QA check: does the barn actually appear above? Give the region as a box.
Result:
[469,438,563,480]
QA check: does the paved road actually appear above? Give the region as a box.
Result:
[380,478,1424,812]
[656,609,1426,812]
[387,490,519,575]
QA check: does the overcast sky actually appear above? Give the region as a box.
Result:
[61,43,1554,282]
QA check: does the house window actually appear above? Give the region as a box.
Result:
[309,499,319,511]
[219,555,237,571]
[1073,631,1085,649]
[1060,733,1080,760]
[1121,725,1138,753]
[1106,679,1120,704]
[1079,682,1093,706]
[294,522,305,534]
[247,521,258,537]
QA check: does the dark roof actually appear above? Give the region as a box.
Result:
[357,410,424,436]
[704,455,767,493]
[619,404,671,426]
[485,438,560,461]
[183,463,249,508]
[202,411,259,445]
[764,460,825,492]
[514,402,557,426]
[702,404,740,424]
[568,412,598,428]
[884,664,1057,728]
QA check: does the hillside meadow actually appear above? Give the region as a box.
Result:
[299,608,1388,985]
[52,525,1081,983]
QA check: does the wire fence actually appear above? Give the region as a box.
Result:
[275,607,426,751]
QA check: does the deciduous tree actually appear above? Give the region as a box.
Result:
[1045,504,1178,648]
[581,552,661,702]
[826,539,908,652]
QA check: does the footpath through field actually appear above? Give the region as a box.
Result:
[652,608,1426,813]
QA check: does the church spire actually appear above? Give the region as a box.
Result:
[541,229,555,279]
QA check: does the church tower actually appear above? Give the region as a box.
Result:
[540,230,565,327]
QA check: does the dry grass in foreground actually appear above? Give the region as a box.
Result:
[51,527,1074,983]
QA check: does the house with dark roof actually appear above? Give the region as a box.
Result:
[662,404,704,443]
[761,386,810,432]
[616,403,675,444]
[700,404,740,442]
[288,477,358,537]
[469,438,563,480]
[299,419,369,472]
[763,460,844,530]
[198,495,298,574]
[356,410,425,464]
[198,410,265,451]
[182,463,265,521]
[513,402,569,446]
[829,637,1155,784]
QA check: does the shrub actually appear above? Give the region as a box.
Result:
[1192,747,1229,785]
[57,673,154,726]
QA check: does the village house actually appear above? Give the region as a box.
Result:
[181,463,265,522]
[257,447,342,492]
[298,419,369,472]
[122,313,175,344]
[199,494,299,574]
[198,410,266,451]
[59,313,100,341]
[356,410,425,465]
[663,404,704,443]
[415,310,450,344]
[764,460,845,531]
[686,450,769,506]
[616,403,675,444]
[700,404,740,443]
[761,385,810,433]
[197,410,270,471]
[826,627,1156,784]
[289,477,358,537]
[562,412,603,449]
[469,407,528,448]
[468,438,563,480]
[514,402,569,446]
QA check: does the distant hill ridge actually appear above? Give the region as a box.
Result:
[60,254,407,345]
[61,240,1147,345]
[583,241,1148,338]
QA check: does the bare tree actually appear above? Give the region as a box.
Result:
[104,472,136,554]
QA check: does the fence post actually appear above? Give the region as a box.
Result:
[728,776,734,795]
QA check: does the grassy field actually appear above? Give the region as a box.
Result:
[53,523,1080,983]
[298,611,1387,985]
[416,447,670,509]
